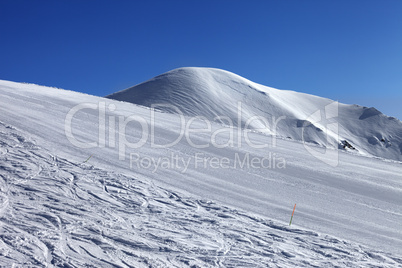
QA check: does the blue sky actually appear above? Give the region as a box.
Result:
[1,1,401,119]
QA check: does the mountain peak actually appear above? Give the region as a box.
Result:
[107,68,402,161]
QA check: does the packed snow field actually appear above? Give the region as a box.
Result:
[0,121,400,267]
[0,76,401,267]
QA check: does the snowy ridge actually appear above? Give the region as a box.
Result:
[108,67,402,161]
[0,121,400,267]
[0,79,402,266]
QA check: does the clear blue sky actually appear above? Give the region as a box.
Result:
[1,1,401,119]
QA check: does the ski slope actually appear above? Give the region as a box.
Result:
[108,67,402,161]
[0,79,401,267]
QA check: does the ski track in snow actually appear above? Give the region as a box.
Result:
[0,122,401,267]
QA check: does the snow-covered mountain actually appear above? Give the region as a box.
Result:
[107,67,402,161]
[0,79,401,267]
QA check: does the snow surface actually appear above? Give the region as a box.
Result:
[0,78,401,267]
[107,67,402,161]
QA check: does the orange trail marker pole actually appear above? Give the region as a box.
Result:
[289,204,296,226]
[83,155,92,164]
